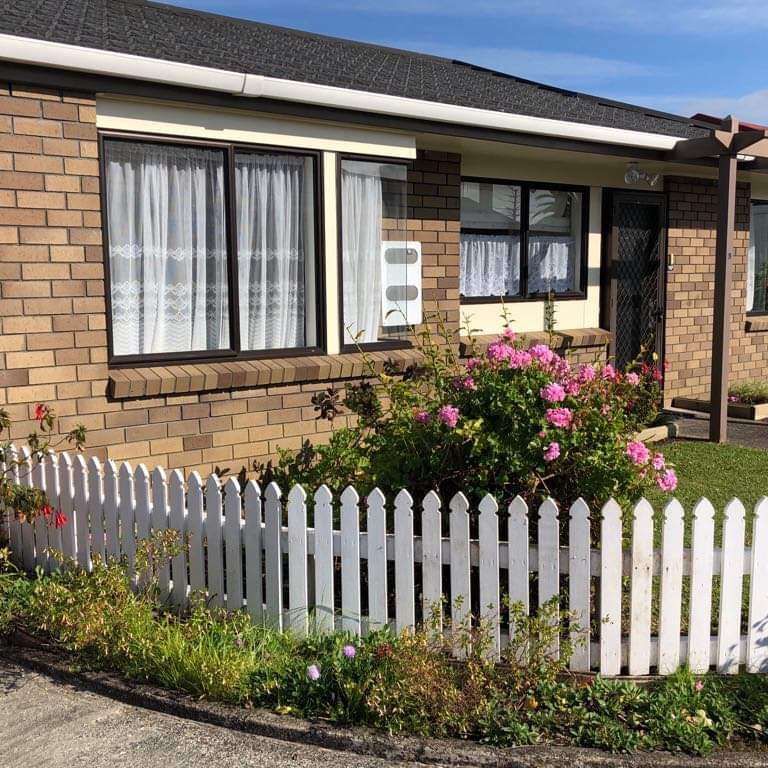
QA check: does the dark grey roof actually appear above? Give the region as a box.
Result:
[3,0,710,139]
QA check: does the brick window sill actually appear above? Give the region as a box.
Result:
[108,350,425,400]
[745,317,768,333]
[459,327,612,357]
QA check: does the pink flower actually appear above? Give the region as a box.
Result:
[694,680,704,692]
[529,344,554,365]
[540,382,566,403]
[487,341,512,364]
[601,363,617,381]
[508,349,533,369]
[577,364,596,383]
[342,644,357,659]
[502,328,516,341]
[459,376,477,391]
[626,372,640,386]
[601,404,611,416]
[543,441,560,462]
[465,357,482,372]
[414,410,430,424]
[438,405,460,428]
[546,407,573,429]
[728,395,739,403]
[626,440,650,466]
[306,664,321,681]
[565,380,581,396]
[657,468,678,492]
[652,453,666,471]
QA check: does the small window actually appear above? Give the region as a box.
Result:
[748,201,768,314]
[339,158,412,347]
[460,179,587,301]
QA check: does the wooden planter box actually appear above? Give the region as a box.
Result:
[672,396,768,421]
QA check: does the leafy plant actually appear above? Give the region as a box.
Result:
[728,380,768,405]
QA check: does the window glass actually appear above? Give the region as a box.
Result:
[460,181,521,297]
[340,159,410,345]
[527,188,583,295]
[104,139,230,356]
[235,152,317,350]
[748,201,768,313]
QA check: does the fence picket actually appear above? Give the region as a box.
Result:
[600,499,623,676]
[287,484,308,635]
[478,494,500,659]
[449,492,471,651]
[73,454,90,571]
[103,460,119,560]
[394,489,415,633]
[224,477,243,613]
[688,498,715,673]
[367,488,388,632]
[187,472,205,594]
[507,496,529,619]
[538,498,560,658]
[264,482,283,629]
[717,499,746,673]
[340,486,361,634]
[206,475,225,609]
[19,447,35,572]
[88,457,105,562]
[421,491,442,632]
[244,481,263,623]
[629,498,654,676]
[658,499,684,674]
[747,497,768,673]
[58,453,76,562]
[134,465,151,586]
[118,462,136,579]
[45,453,62,571]
[6,446,23,568]
[32,453,49,572]
[169,470,188,607]
[313,485,334,633]
[568,498,591,672]
[151,466,171,602]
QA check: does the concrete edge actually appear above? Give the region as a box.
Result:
[635,422,677,443]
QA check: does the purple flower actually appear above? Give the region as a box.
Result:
[438,405,460,428]
[546,407,573,429]
[529,344,554,365]
[540,382,566,403]
[657,468,678,492]
[306,664,321,681]
[626,372,640,386]
[342,644,356,659]
[414,410,430,424]
[626,440,650,466]
[543,441,560,462]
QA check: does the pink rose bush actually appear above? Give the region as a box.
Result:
[267,327,668,509]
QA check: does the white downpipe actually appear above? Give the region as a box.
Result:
[0,32,683,151]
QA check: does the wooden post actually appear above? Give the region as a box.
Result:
[709,117,739,443]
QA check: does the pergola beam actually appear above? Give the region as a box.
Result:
[731,129,768,156]
[667,129,733,161]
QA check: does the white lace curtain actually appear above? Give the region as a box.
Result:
[748,204,768,312]
[236,153,311,350]
[105,141,229,356]
[528,235,577,294]
[460,233,520,297]
[341,168,383,344]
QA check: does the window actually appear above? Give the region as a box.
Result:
[748,201,768,314]
[103,136,320,361]
[339,157,414,348]
[460,179,587,301]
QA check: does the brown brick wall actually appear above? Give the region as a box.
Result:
[0,82,462,476]
[663,175,767,403]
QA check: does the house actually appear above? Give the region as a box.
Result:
[0,0,766,474]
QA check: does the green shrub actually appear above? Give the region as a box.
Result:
[729,380,768,405]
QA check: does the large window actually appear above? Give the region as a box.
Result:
[748,201,768,315]
[460,178,587,301]
[339,157,414,349]
[103,136,320,361]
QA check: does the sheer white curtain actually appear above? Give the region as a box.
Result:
[460,233,520,297]
[748,204,768,312]
[105,141,229,356]
[342,168,382,344]
[236,153,311,350]
[528,236,577,294]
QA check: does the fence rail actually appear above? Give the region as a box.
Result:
[3,446,768,677]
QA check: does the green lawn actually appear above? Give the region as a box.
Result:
[644,439,768,545]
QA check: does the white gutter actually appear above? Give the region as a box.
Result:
[0,32,683,151]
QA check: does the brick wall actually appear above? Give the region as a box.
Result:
[0,82,462,476]
[663,175,767,403]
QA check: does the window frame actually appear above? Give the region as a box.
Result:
[747,199,768,318]
[100,130,326,367]
[336,152,414,354]
[459,176,590,304]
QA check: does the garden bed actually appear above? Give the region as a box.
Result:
[672,397,768,421]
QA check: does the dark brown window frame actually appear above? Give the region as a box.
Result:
[747,199,768,318]
[100,130,326,368]
[459,176,590,305]
[336,152,414,354]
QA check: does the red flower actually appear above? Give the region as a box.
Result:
[34,403,49,423]
[54,509,68,529]
[40,504,54,519]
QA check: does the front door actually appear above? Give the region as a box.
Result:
[603,191,667,368]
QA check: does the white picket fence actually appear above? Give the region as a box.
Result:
[3,446,768,677]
